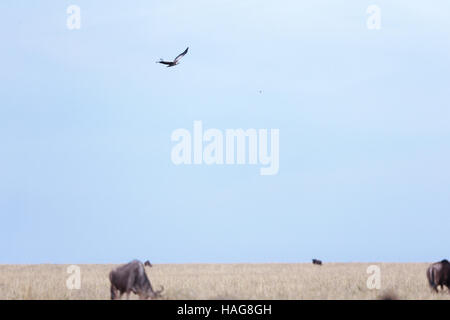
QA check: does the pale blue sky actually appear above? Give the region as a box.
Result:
[0,1,449,263]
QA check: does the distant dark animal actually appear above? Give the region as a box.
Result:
[157,47,189,67]
[427,259,450,292]
[109,260,163,300]
[378,291,398,300]
[144,260,152,267]
[312,259,322,266]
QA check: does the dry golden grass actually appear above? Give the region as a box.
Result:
[0,263,448,300]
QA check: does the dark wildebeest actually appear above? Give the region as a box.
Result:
[427,259,450,293]
[312,259,322,266]
[144,260,152,267]
[109,260,163,300]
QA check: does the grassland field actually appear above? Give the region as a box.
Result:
[0,263,447,300]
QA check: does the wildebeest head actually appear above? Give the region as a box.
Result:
[144,260,152,267]
[427,259,450,293]
[109,260,163,300]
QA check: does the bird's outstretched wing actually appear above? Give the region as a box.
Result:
[157,60,173,65]
[173,47,189,63]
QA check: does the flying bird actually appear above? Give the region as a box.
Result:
[157,47,189,67]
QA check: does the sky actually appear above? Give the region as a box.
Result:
[0,1,449,264]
